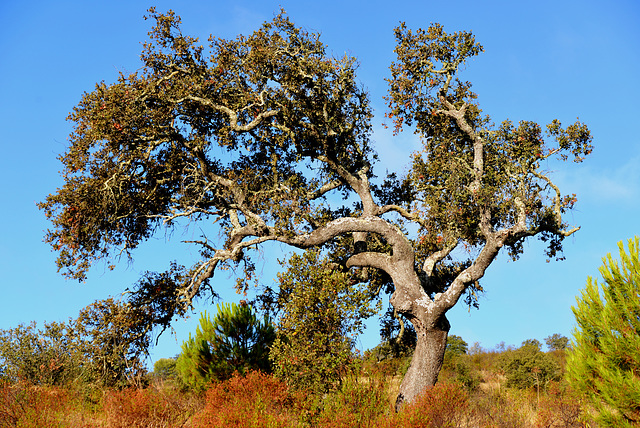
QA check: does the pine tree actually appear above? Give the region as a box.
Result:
[567,237,640,427]
[176,303,275,390]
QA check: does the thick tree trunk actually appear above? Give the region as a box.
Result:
[395,314,450,411]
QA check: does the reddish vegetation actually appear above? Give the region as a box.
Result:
[0,362,589,427]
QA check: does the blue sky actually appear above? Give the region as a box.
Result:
[1,0,638,366]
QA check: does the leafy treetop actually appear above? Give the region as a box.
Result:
[39,9,591,320]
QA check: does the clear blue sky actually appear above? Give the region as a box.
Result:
[1,0,638,366]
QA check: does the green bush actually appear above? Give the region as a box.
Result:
[0,321,82,386]
[73,298,151,388]
[499,340,560,390]
[440,335,480,392]
[315,376,390,427]
[177,303,275,390]
[268,250,378,394]
[0,298,152,389]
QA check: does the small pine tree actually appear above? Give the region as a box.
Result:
[176,303,275,390]
[566,237,640,427]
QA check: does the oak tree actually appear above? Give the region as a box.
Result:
[40,9,592,407]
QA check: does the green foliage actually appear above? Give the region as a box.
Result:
[445,334,468,356]
[386,23,592,262]
[544,333,569,351]
[0,298,149,388]
[125,263,192,337]
[0,321,82,386]
[153,358,178,381]
[441,335,480,392]
[177,303,275,390]
[268,250,379,393]
[73,298,151,387]
[314,376,390,427]
[499,340,560,390]
[566,237,640,426]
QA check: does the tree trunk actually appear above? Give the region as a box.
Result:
[395,314,450,411]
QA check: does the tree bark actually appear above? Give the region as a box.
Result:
[395,314,450,412]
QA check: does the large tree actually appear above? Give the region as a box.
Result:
[39,9,592,407]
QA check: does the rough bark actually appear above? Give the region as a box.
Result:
[395,314,450,411]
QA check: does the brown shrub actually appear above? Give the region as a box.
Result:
[191,371,299,428]
[382,382,470,428]
[102,386,191,428]
[535,382,583,428]
[0,382,69,427]
[470,388,529,428]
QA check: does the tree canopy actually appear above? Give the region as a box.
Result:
[40,9,592,405]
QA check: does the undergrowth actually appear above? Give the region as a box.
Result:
[0,350,592,428]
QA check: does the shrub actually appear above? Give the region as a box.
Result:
[441,337,480,392]
[450,358,481,392]
[73,298,152,388]
[269,250,378,394]
[535,382,583,428]
[499,340,560,390]
[191,371,298,428]
[0,299,152,390]
[314,376,390,428]
[470,388,529,428]
[0,382,70,428]
[0,321,83,386]
[102,387,190,428]
[387,382,470,428]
